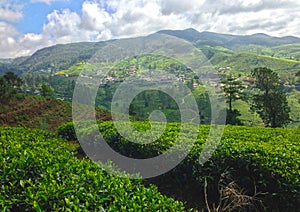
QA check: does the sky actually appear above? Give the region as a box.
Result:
[0,0,300,58]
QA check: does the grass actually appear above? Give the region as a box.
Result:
[232,100,263,126]
[214,52,300,74]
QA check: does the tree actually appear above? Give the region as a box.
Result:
[221,75,245,125]
[0,72,23,103]
[0,76,10,103]
[3,72,23,88]
[296,71,300,83]
[39,83,53,98]
[250,67,290,128]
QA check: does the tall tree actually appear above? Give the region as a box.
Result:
[221,75,245,125]
[221,75,245,113]
[3,72,23,89]
[39,83,54,98]
[0,76,10,103]
[250,67,290,128]
[0,72,23,103]
[296,71,300,83]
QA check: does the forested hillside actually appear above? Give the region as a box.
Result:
[1,28,300,211]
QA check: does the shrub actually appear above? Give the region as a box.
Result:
[84,121,300,210]
[0,127,187,211]
[55,121,300,210]
[57,122,76,141]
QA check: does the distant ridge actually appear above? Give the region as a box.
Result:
[1,28,300,74]
[157,28,300,47]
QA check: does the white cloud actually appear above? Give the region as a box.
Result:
[0,0,23,22]
[101,0,189,38]
[160,0,205,15]
[30,0,68,4]
[0,22,21,57]
[81,1,111,31]
[43,9,81,40]
[1,0,300,58]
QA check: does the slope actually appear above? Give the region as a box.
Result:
[0,95,111,131]
[212,52,300,74]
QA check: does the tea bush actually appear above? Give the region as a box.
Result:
[58,121,300,210]
[0,127,186,211]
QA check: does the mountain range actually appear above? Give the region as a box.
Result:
[1,28,300,75]
[158,28,300,47]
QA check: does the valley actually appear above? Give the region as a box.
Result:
[1,28,300,211]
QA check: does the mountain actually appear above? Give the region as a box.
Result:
[0,42,107,74]
[1,29,299,127]
[0,56,29,75]
[226,33,300,47]
[157,29,300,48]
[157,28,237,46]
[1,28,300,75]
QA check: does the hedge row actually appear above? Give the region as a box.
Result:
[0,127,186,211]
[57,121,300,210]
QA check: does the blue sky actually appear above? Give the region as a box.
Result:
[1,0,300,58]
[14,0,84,34]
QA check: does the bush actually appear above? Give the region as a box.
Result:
[57,122,76,141]
[55,121,300,210]
[78,121,300,211]
[0,127,186,211]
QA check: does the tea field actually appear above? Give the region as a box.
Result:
[0,127,185,211]
[1,122,299,211]
[58,121,300,211]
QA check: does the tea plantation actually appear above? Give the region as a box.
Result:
[1,122,299,211]
[0,127,186,211]
[58,121,300,211]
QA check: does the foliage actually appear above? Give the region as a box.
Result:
[0,72,23,103]
[231,99,263,126]
[214,52,300,74]
[296,71,300,84]
[220,75,245,125]
[39,83,54,98]
[271,44,300,61]
[5,30,299,126]
[225,109,243,126]
[55,62,99,76]
[57,122,77,141]
[197,45,233,60]
[22,72,48,94]
[2,72,23,88]
[250,67,291,127]
[0,76,10,103]
[0,127,186,211]
[0,95,111,131]
[57,120,300,210]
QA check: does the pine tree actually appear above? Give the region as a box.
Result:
[251,67,290,128]
[221,75,245,125]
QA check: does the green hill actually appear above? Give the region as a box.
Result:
[232,44,300,61]
[271,44,300,61]
[1,29,300,127]
[213,52,300,74]
[2,28,300,77]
